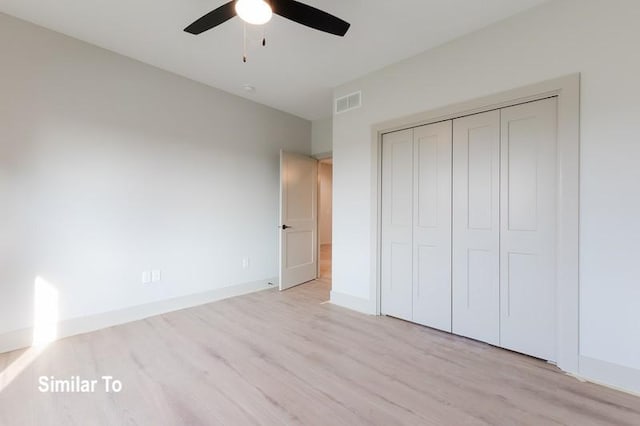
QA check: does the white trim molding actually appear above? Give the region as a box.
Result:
[578,356,640,396]
[370,74,581,375]
[0,278,276,354]
[330,290,375,315]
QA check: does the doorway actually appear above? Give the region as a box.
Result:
[318,158,333,282]
[278,151,330,291]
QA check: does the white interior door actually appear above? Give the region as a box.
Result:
[412,121,452,332]
[500,98,558,361]
[452,110,501,345]
[381,129,414,321]
[279,151,318,290]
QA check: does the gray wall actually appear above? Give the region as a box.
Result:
[0,13,311,335]
[311,118,333,156]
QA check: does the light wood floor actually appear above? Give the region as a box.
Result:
[1,280,639,425]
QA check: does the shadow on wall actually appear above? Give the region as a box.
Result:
[0,277,59,393]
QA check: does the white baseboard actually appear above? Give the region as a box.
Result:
[577,356,640,396]
[330,290,375,314]
[0,278,276,355]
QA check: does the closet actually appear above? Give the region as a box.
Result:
[381,97,558,361]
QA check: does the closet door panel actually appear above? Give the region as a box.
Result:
[412,121,452,332]
[452,110,500,345]
[381,129,414,321]
[500,98,558,361]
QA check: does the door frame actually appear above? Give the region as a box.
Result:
[314,153,332,279]
[370,74,580,375]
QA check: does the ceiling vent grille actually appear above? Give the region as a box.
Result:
[335,91,362,114]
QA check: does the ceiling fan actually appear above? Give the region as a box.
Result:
[184,0,351,38]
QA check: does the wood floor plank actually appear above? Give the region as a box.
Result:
[0,280,639,425]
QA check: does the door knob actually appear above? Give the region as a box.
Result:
[281,224,292,230]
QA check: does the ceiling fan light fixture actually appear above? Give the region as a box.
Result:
[235,0,273,25]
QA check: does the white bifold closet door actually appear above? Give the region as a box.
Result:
[500,98,558,361]
[452,110,501,345]
[413,122,452,331]
[382,97,558,362]
[381,129,414,321]
[381,122,452,330]
[452,98,558,359]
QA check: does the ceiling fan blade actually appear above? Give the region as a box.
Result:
[270,0,350,37]
[184,1,237,35]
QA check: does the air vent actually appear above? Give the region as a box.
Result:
[335,91,362,114]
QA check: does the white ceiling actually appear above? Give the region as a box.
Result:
[0,0,549,120]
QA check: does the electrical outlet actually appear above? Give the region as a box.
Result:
[242,257,250,270]
[151,270,161,282]
[142,271,151,284]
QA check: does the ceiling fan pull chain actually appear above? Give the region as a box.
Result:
[243,22,247,63]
